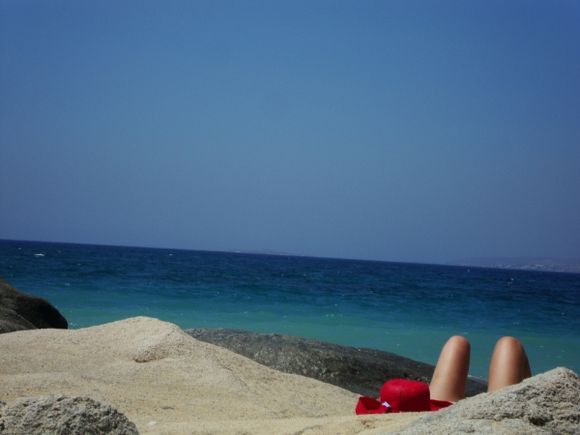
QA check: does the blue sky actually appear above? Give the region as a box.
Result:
[1,0,579,263]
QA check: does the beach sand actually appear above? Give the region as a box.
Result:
[0,316,422,434]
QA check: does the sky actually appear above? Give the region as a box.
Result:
[1,0,579,264]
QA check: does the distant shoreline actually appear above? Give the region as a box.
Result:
[452,257,580,275]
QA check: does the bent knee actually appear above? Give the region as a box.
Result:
[494,336,525,354]
[496,336,523,348]
[446,335,470,350]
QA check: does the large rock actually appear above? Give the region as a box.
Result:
[185,328,487,398]
[398,367,580,434]
[0,395,139,434]
[0,317,379,433]
[0,278,67,334]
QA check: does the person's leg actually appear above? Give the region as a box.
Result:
[488,336,531,392]
[429,335,470,402]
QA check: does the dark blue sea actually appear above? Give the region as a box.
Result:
[1,239,578,379]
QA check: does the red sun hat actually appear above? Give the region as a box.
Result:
[380,379,431,412]
[355,379,453,415]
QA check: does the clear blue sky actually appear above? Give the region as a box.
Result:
[1,0,579,263]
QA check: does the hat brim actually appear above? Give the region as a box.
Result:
[429,399,453,411]
[356,396,453,414]
[355,397,389,414]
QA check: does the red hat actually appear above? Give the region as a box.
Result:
[355,379,453,415]
[380,379,430,412]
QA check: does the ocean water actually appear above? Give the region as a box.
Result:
[1,239,578,379]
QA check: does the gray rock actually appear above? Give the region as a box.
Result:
[398,367,580,434]
[0,278,68,334]
[0,395,139,435]
[0,306,36,334]
[185,328,487,397]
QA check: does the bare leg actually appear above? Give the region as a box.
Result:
[430,335,470,402]
[488,336,531,392]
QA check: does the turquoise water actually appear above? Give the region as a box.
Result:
[1,239,578,379]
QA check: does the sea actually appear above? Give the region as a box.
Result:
[1,239,578,380]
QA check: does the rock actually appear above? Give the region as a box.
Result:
[0,395,139,434]
[0,278,68,334]
[185,328,487,398]
[0,306,36,333]
[398,367,580,434]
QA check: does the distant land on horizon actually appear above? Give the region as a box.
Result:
[237,251,580,274]
[233,249,580,274]
[452,257,580,275]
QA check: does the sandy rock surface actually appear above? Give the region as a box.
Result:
[399,367,580,434]
[0,316,421,434]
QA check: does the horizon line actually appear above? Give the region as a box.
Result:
[1,237,578,276]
